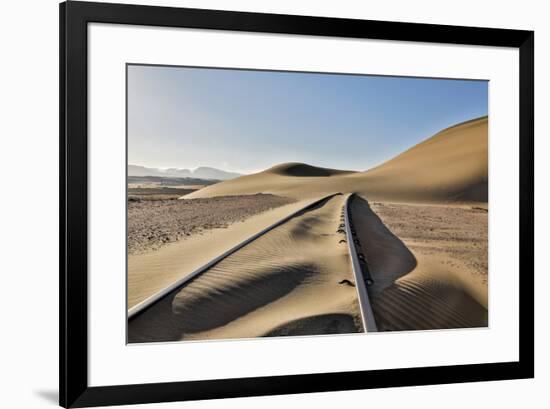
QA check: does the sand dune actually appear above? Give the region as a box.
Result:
[354,116,488,203]
[267,162,355,177]
[182,162,356,200]
[185,116,488,204]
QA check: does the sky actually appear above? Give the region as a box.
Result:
[127,64,488,174]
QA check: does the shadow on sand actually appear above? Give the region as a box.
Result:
[351,195,487,330]
[349,195,417,295]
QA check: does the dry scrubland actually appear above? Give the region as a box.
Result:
[128,116,489,340]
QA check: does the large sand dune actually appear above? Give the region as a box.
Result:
[354,116,488,203]
[184,116,488,204]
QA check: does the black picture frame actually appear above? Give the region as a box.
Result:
[60,1,534,407]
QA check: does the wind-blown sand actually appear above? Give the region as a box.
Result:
[128,199,308,309]
[128,195,362,342]
[184,116,488,204]
[350,198,487,330]
[128,116,489,339]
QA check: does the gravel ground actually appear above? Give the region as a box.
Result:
[370,202,488,283]
[128,194,294,254]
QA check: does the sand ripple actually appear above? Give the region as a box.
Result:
[128,195,362,342]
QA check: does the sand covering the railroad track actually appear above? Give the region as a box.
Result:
[184,116,488,204]
[350,197,488,330]
[128,199,310,309]
[128,195,363,342]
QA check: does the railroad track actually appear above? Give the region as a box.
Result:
[128,191,377,340]
[342,193,378,332]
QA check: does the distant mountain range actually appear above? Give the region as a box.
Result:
[128,164,243,180]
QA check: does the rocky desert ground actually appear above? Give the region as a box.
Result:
[128,194,294,254]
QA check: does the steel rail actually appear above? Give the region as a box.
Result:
[128,192,341,320]
[343,193,378,332]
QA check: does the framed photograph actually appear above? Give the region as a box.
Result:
[60,1,534,407]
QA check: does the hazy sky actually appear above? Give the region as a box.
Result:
[128,64,487,174]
